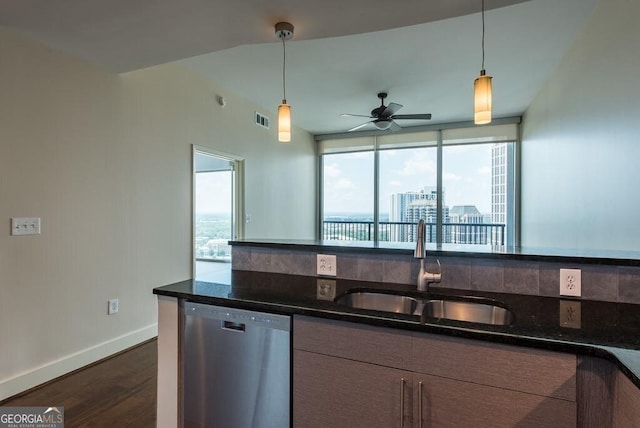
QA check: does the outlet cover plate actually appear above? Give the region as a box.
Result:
[559,300,581,329]
[560,268,581,297]
[317,254,337,277]
[316,279,337,300]
[108,298,119,315]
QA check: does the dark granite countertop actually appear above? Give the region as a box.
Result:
[154,270,640,389]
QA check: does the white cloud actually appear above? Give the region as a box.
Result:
[389,180,402,187]
[443,172,462,181]
[334,178,356,190]
[348,152,372,160]
[324,163,342,178]
[445,145,472,154]
[380,151,397,160]
[397,157,436,176]
[478,166,491,175]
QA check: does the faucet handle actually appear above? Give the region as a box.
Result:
[424,259,442,284]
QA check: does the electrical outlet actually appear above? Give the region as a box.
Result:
[317,254,337,277]
[559,300,581,329]
[108,298,119,315]
[559,268,581,297]
[316,279,337,301]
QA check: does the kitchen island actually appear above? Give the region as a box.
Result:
[154,270,640,427]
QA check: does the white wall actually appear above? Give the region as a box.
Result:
[119,63,317,240]
[521,0,640,251]
[0,27,316,399]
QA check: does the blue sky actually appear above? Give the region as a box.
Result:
[323,144,493,215]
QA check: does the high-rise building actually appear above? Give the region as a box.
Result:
[406,198,451,243]
[449,205,487,244]
[491,143,512,245]
[390,187,440,242]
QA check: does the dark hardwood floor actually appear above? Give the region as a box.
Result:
[2,339,157,427]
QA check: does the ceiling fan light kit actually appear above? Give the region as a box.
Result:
[276,22,294,142]
[374,119,393,130]
[342,92,432,132]
[474,0,493,125]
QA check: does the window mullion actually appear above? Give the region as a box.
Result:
[373,136,380,245]
[436,130,443,245]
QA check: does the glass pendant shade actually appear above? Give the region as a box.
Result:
[278,101,291,142]
[474,70,492,125]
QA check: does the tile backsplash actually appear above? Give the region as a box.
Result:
[232,245,640,304]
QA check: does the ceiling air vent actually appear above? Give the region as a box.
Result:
[255,112,270,129]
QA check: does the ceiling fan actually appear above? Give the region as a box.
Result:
[341,92,432,132]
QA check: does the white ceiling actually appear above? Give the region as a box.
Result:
[0,0,597,135]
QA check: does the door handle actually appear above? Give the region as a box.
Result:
[400,378,406,428]
[222,321,246,332]
[418,381,424,428]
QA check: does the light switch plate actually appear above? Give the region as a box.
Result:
[11,217,41,236]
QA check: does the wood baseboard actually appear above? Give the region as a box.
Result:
[0,324,157,402]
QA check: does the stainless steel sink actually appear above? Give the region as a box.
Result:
[334,290,513,325]
[423,299,513,326]
[334,291,419,315]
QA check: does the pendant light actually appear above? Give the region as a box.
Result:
[275,22,294,142]
[474,0,492,125]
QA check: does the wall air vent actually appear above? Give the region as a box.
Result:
[255,112,270,129]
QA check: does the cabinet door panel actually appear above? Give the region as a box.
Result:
[413,374,576,428]
[294,350,412,428]
[293,315,412,370]
[412,333,576,400]
[614,370,640,428]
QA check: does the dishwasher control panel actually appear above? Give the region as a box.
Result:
[184,301,291,331]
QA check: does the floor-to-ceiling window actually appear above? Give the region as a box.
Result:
[319,123,518,248]
[322,152,374,241]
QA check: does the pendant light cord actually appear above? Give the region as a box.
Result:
[481,0,486,70]
[282,37,287,102]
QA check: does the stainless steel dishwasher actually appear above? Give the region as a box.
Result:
[182,301,291,428]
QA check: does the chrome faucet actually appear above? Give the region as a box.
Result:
[414,219,442,291]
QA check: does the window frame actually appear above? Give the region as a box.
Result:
[317,120,521,247]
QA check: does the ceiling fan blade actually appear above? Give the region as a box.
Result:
[391,113,432,120]
[341,113,373,118]
[390,121,403,132]
[381,102,403,117]
[348,121,373,132]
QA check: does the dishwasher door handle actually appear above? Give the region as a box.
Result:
[222,321,246,332]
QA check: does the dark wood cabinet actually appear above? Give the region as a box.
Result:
[412,373,575,427]
[294,350,413,427]
[293,315,577,427]
[614,369,640,427]
[578,355,640,427]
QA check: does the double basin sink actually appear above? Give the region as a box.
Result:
[335,290,513,326]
